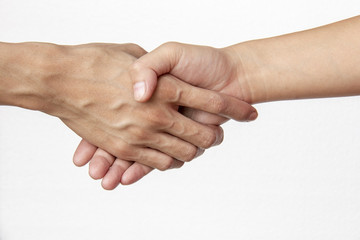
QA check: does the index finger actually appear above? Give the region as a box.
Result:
[160,75,258,122]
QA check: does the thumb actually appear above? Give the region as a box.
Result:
[131,65,158,102]
[130,42,183,102]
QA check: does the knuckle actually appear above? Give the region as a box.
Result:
[147,113,163,126]
[201,130,217,149]
[157,157,174,171]
[129,60,142,74]
[128,127,149,145]
[126,43,146,53]
[125,43,140,48]
[182,146,198,162]
[113,143,133,159]
[147,110,171,128]
[134,128,147,140]
[161,41,180,49]
[160,42,183,60]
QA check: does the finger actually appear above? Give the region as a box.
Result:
[121,159,185,185]
[207,125,224,146]
[143,133,203,162]
[167,112,224,149]
[73,139,98,167]
[130,42,183,102]
[170,159,187,169]
[89,148,116,180]
[133,147,184,171]
[180,107,229,125]
[109,141,180,171]
[101,158,133,190]
[121,163,154,185]
[161,75,258,122]
[132,67,158,102]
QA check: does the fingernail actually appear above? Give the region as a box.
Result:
[248,111,258,121]
[213,128,224,146]
[133,81,145,101]
[195,148,205,158]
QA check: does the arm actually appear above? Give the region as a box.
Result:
[130,15,360,106]
[0,42,256,187]
[0,42,59,110]
[231,15,360,103]
[83,15,360,189]
[0,42,155,189]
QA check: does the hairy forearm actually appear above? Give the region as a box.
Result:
[229,15,360,104]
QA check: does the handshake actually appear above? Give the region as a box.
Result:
[1,16,359,190]
[68,42,259,189]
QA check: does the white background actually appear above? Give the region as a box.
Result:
[1,0,360,239]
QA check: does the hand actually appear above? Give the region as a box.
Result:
[73,73,254,188]
[72,72,254,188]
[0,42,156,189]
[45,43,246,170]
[66,43,256,189]
[74,43,258,188]
[130,42,257,123]
[68,44,153,189]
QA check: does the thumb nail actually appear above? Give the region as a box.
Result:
[133,81,145,101]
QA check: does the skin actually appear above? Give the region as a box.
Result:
[77,15,360,189]
[73,43,258,188]
[0,42,257,189]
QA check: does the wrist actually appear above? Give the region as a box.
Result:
[0,42,68,112]
[222,41,273,104]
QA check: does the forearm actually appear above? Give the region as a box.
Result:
[230,15,360,104]
[0,42,63,111]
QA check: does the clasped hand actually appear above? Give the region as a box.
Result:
[66,43,256,189]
